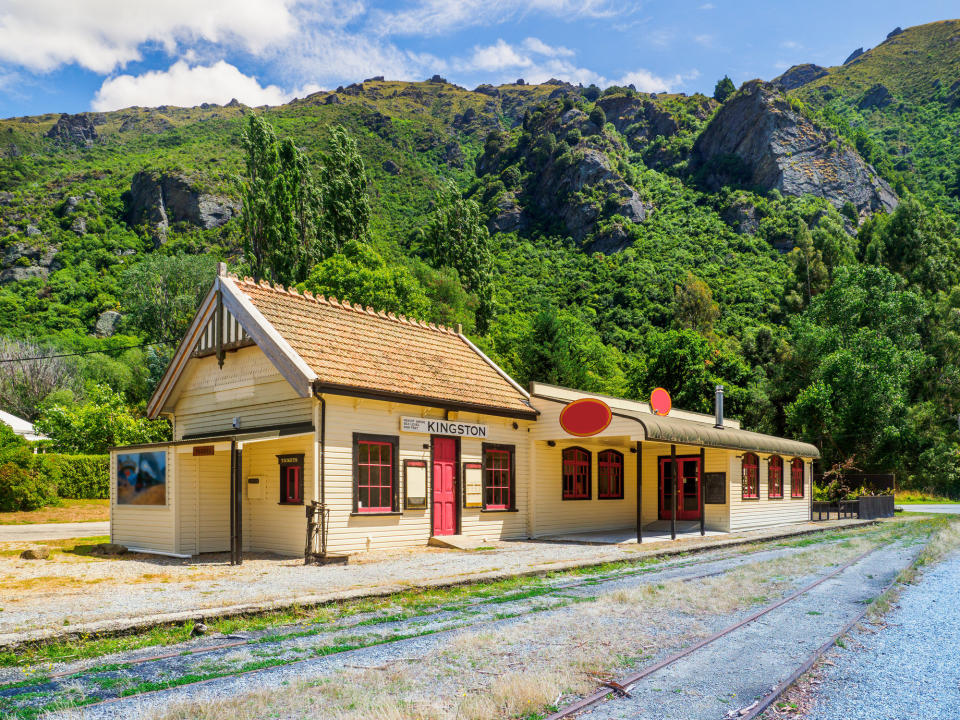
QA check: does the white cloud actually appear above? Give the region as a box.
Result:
[91,60,318,111]
[693,34,714,47]
[0,0,298,73]
[372,0,624,37]
[522,37,575,58]
[699,2,715,8]
[780,40,802,50]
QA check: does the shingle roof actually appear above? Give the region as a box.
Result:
[232,276,535,418]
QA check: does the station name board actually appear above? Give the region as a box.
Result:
[400,416,488,438]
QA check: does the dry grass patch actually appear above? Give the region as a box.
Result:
[0,499,109,525]
[150,535,887,720]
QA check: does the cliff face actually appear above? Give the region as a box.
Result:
[692,81,898,214]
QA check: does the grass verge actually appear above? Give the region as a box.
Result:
[0,500,109,525]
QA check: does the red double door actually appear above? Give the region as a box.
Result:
[659,456,702,521]
[432,437,457,536]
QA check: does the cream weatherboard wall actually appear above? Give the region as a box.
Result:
[728,454,812,532]
[170,347,311,440]
[320,394,532,555]
[241,434,314,555]
[110,448,178,554]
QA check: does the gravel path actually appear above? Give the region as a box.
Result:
[804,549,960,720]
[0,522,109,541]
[569,542,919,720]
[0,519,867,644]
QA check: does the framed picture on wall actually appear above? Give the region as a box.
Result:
[117,451,167,505]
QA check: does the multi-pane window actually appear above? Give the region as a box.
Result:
[791,458,805,498]
[278,454,304,504]
[597,449,624,499]
[742,452,759,499]
[483,445,513,510]
[768,456,784,499]
[562,447,591,500]
[356,438,395,513]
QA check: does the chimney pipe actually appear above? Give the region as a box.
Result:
[714,385,724,429]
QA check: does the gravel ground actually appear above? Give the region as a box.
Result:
[0,538,842,709]
[0,520,865,643]
[804,549,960,720]
[568,542,919,720]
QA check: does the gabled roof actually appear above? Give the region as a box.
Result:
[148,269,536,420]
[0,409,46,441]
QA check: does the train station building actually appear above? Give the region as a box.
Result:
[109,266,819,560]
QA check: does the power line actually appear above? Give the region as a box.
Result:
[0,339,178,364]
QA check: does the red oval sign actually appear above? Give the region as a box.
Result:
[559,398,612,437]
[650,387,672,416]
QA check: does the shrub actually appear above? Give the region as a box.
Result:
[589,106,606,129]
[0,463,56,512]
[565,128,581,145]
[38,454,110,499]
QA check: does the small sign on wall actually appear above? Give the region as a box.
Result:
[463,462,483,507]
[400,416,488,438]
[704,472,727,504]
[247,477,262,500]
[404,460,427,509]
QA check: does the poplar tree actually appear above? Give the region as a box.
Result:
[419,181,494,332]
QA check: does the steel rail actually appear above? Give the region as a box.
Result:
[543,544,882,720]
[37,546,777,681]
[737,554,912,720]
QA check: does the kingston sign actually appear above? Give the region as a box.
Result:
[400,416,488,438]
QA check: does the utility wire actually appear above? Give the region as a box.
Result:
[0,339,178,363]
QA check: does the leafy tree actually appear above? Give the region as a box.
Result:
[589,105,606,130]
[238,115,324,285]
[301,241,430,317]
[0,337,78,421]
[35,384,171,454]
[673,272,719,335]
[121,253,219,343]
[419,182,494,332]
[629,329,754,417]
[238,116,370,286]
[713,76,736,103]
[318,126,371,253]
[783,265,929,470]
[785,220,829,307]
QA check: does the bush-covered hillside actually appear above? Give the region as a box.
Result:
[2,21,960,495]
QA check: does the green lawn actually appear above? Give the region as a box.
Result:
[0,499,109,525]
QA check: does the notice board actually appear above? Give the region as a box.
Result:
[704,472,726,504]
[463,462,483,507]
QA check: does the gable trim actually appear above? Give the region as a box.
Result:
[146,276,318,419]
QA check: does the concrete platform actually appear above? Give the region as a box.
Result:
[542,523,728,545]
[428,534,486,550]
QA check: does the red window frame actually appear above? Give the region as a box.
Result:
[597,449,624,499]
[482,444,514,510]
[742,452,759,499]
[791,458,805,498]
[356,438,395,513]
[277,454,304,505]
[768,456,783,499]
[562,447,591,500]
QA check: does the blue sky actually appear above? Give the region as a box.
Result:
[0,0,957,118]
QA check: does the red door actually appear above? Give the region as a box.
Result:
[432,437,457,536]
[659,457,702,521]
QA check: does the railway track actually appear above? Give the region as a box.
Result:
[544,543,909,720]
[0,528,900,719]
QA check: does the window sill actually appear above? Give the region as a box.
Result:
[741,496,760,501]
[350,511,402,517]
[562,497,592,501]
[278,501,304,506]
[768,496,784,500]
[479,507,519,513]
[598,496,625,500]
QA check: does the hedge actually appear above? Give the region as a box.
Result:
[37,454,110,500]
[0,463,57,512]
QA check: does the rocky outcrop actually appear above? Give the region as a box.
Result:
[859,84,893,109]
[843,47,866,64]
[691,81,898,214]
[95,310,122,337]
[773,64,829,91]
[488,192,528,234]
[125,171,238,239]
[0,242,59,285]
[46,114,98,146]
